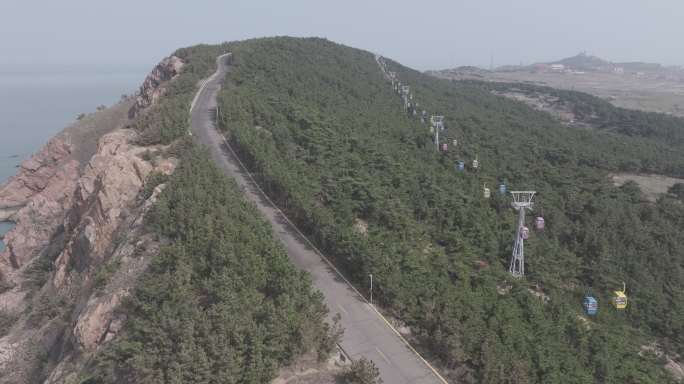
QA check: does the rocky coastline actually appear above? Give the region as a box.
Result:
[0,55,183,383]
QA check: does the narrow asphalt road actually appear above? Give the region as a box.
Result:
[190,53,446,384]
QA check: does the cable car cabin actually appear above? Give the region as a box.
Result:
[521,226,530,240]
[535,216,545,230]
[613,291,627,309]
[498,183,507,195]
[452,139,458,146]
[441,143,448,152]
[472,159,479,169]
[483,186,491,199]
[583,296,598,316]
[456,161,465,171]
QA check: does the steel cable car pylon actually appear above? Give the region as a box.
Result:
[509,191,536,277]
[430,115,444,151]
[401,85,411,111]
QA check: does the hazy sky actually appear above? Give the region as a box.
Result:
[1,0,683,73]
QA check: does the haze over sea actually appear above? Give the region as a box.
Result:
[0,67,144,251]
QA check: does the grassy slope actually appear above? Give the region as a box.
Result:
[217,37,683,384]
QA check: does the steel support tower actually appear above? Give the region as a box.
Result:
[401,85,411,110]
[389,71,397,87]
[430,115,444,151]
[509,191,535,277]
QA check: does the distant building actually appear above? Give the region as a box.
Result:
[532,63,549,73]
[613,67,625,74]
[550,64,565,71]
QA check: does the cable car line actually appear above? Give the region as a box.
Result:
[377,56,630,316]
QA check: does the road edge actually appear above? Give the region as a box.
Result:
[194,52,449,384]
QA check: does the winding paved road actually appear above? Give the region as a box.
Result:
[190,53,446,384]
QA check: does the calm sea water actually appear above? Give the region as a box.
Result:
[0,69,144,251]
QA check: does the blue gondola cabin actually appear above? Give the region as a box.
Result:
[583,296,598,316]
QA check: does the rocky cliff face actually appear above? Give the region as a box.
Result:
[0,136,79,273]
[0,137,75,223]
[0,55,183,383]
[128,55,184,119]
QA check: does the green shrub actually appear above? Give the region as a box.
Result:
[340,358,382,384]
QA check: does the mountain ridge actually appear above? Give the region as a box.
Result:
[436,52,675,74]
[0,36,682,383]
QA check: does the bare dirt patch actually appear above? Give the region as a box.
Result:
[65,99,134,167]
[640,342,684,381]
[611,173,684,201]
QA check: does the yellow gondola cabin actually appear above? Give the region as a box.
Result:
[612,282,628,309]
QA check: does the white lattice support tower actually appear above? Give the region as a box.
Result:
[389,71,397,86]
[401,85,411,110]
[430,115,444,151]
[509,191,535,277]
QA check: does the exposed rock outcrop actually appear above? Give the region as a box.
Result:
[0,127,176,383]
[0,135,80,289]
[52,129,156,288]
[0,53,183,383]
[128,55,184,119]
[0,99,136,281]
[44,185,168,384]
[0,136,74,222]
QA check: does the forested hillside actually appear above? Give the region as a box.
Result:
[132,43,229,145]
[86,143,336,383]
[478,80,684,151]
[215,37,683,383]
[75,40,339,382]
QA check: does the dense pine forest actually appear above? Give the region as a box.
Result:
[80,42,340,382]
[209,37,684,383]
[478,80,684,154]
[88,143,336,383]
